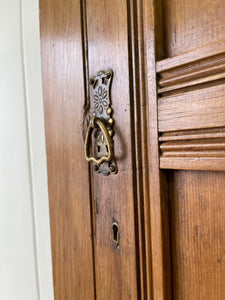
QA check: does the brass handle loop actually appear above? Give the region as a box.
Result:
[85,117,113,165]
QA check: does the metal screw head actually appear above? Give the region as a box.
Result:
[94,164,99,172]
[90,77,95,85]
[110,165,116,172]
[105,71,111,79]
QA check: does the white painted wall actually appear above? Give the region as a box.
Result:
[0,0,54,299]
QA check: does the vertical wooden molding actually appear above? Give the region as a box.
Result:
[142,0,172,298]
[126,0,146,297]
[80,0,97,298]
[127,0,156,298]
[126,0,172,298]
[86,0,139,298]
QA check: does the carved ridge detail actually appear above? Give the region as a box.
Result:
[156,40,225,95]
[159,127,225,170]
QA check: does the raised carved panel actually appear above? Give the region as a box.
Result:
[157,40,225,170]
[158,84,225,132]
[157,40,225,96]
[159,127,225,170]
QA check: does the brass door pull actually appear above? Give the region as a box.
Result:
[85,117,113,165]
[84,70,117,176]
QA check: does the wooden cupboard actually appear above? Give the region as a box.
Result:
[40,0,225,298]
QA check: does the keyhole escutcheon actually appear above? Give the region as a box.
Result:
[112,222,119,247]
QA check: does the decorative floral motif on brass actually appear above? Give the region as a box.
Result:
[93,86,108,115]
[85,69,117,176]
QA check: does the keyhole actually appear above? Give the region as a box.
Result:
[97,146,100,152]
[112,222,119,247]
[106,145,108,153]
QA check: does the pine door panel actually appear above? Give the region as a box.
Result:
[163,0,225,57]
[86,0,139,298]
[40,0,144,298]
[154,0,225,298]
[39,0,95,298]
[169,170,225,299]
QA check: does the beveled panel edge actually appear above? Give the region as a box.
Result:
[159,127,225,170]
[156,39,225,73]
[156,40,225,95]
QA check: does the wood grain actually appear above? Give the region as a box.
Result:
[159,128,225,169]
[86,0,139,298]
[169,170,225,299]
[39,0,95,298]
[158,84,225,132]
[158,72,225,95]
[143,0,172,299]
[128,0,149,297]
[161,140,225,152]
[160,157,225,171]
[157,45,225,94]
[156,1,225,299]
[158,54,225,89]
[156,39,225,72]
[40,0,225,299]
[162,0,225,57]
[159,127,225,142]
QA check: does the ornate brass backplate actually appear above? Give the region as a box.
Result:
[85,69,117,176]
